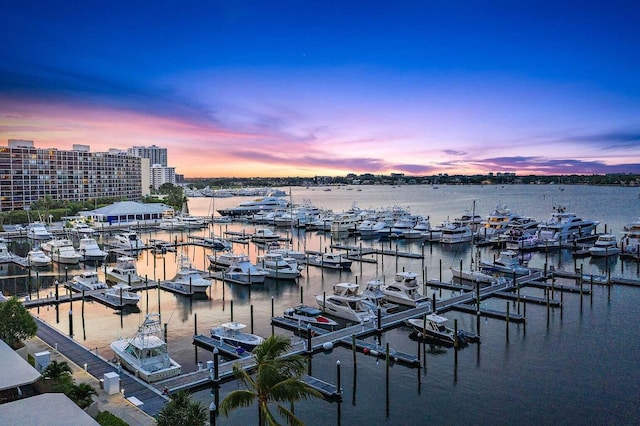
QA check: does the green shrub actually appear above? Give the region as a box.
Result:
[95,411,129,426]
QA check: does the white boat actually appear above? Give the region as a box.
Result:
[389,217,422,239]
[103,283,140,305]
[211,321,264,352]
[480,250,530,276]
[449,267,505,285]
[78,237,108,262]
[503,224,540,251]
[315,282,375,323]
[71,271,108,291]
[110,231,145,251]
[589,234,620,257]
[26,249,51,268]
[106,256,144,285]
[406,314,478,347]
[535,206,600,246]
[70,221,96,237]
[475,205,525,242]
[27,222,53,240]
[158,217,186,231]
[217,195,289,217]
[251,228,283,243]
[168,255,212,293]
[382,271,430,308]
[283,304,339,329]
[361,279,400,315]
[0,239,11,262]
[330,213,359,234]
[110,314,181,382]
[257,252,300,279]
[208,252,252,270]
[439,223,473,244]
[621,218,640,256]
[222,259,269,285]
[304,252,352,270]
[41,239,83,265]
[174,215,207,229]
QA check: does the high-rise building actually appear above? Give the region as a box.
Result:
[150,164,176,190]
[127,145,168,167]
[0,140,142,212]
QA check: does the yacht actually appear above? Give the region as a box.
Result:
[217,195,289,217]
[110,314,181,382]
[361,279,400,315]
[620,219,640,256]
[106,256,143,285]
[0,239,11,262]
[221,259,269,285]
[70,221,96,237]
[103,284,140,306]
[78,237,108,262]
[158,217,186,231]
[168,255,212,293]
[303,252,352,270]
[406,314,478,347]
[381,271,430,308]
[41,239,83,265]
[26,249,51,268]
[251,228,283,243]
[208,252,252,270]
[210,321,264,352]
[330,213,359,235]
[110,231,145,251]
[589,234,620,257]
[27,222,53,240]
[389,217,422,239]
[535,206,600,246]
[479,250,531,276]
[475,205,524,242]
[256,252,300,279]
[283,304,339,329]
[450,267,505,285]
[315,282,375,323]
[71,271,108,291]
[439,223,473,244]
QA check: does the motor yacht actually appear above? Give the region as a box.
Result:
[217,195,289,217]
[27,222,53,240]
[71,271,108,291]
[210,321,264,352]
[110,231,145,251]
[111,314,181,382]
[26,249,51,268]
[479,250,531,276]
[621,218,640,256]
[221,259,269,285]
[315,282,374,323]
[475,204,525,242]
[439,223,473,244]
[208,252,252,270]
[389,217,422,239]
[106,256,143,285]
[70,221,96,237]
[589,234,620,257]
[167,255,212,293]
[303,252,352,270]
[103,283,140,306]
[256,252,300,279]
[78,237,108,262]
[406,314,478,347]
[535,206,600,246]
[251,228,283,243]
[449,267,505,285]
[0,239,11,263]
[41,239,83,265]
[381,271,430,308]
[361,279,400,315]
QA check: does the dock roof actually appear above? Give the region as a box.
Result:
[0,339,41,391]
[0,393,99,425]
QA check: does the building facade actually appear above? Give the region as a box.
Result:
[127,145,167,167]
[150,164,176,190]
[0,140,143,212]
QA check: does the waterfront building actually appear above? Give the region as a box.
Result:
[80,201,173,225]
[127,144,167,167]
[0,140,143,212]
[150,163,176,190]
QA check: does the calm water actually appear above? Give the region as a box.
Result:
[8,185,640,425]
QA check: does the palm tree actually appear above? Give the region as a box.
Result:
[68,382,97,408]
[220,334,321,426]
[42,360,72,381]
[157,390,207,426]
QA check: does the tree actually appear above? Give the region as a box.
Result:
[68,382,98,409]
[220,334,321,426]
[0,296,38,348]
[157,390,207,426]
[42,360,72,381]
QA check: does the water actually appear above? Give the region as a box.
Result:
[9,184,640,425]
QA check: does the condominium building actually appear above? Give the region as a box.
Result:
[0,140,143,212]
[150,163,176,190]
[127,145,167,167]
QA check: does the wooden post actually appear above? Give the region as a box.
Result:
[250,305,254,334]
[505,302,510,340]
[352,334,357,366]
[230,300,234,322]
[194,313,198,336]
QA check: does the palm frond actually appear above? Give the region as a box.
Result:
[269,378,322,402]
[219,389,256,416]
[276,404,306,426]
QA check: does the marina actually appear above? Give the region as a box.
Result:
[2,184,640,425]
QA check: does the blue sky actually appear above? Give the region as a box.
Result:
[1,1,639,177]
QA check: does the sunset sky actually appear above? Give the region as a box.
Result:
[1,1,639,177]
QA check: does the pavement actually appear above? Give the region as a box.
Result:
[21,337,157,426]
